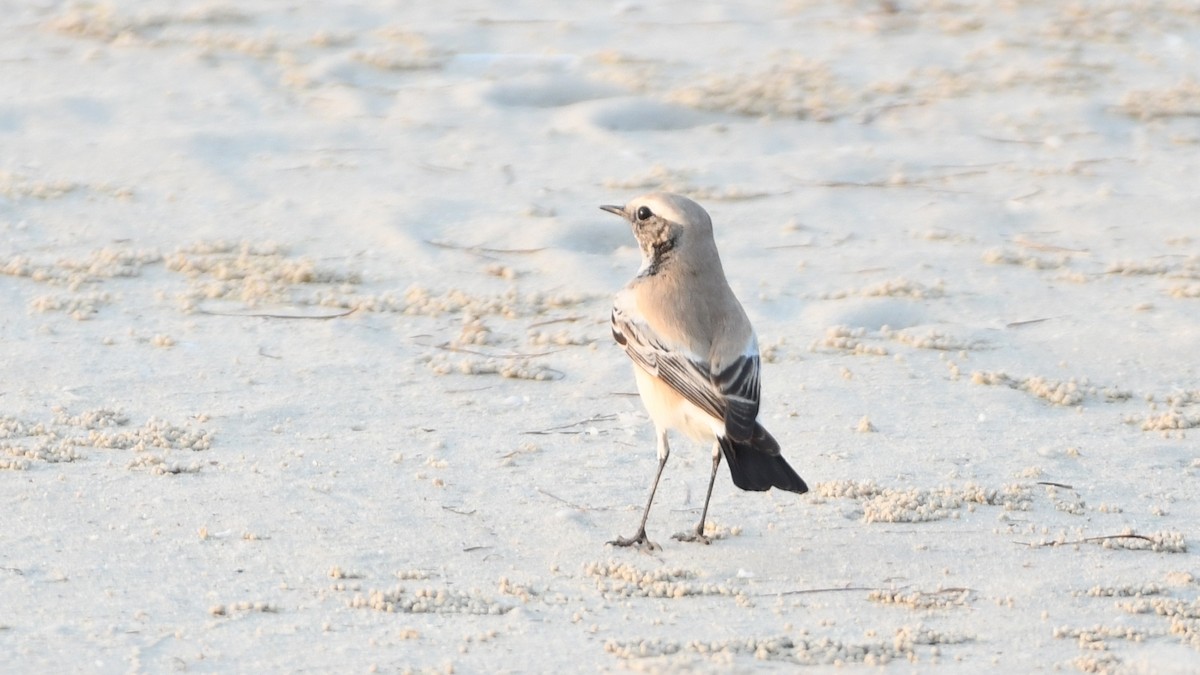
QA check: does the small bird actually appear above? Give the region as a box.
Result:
[601,192,808,549]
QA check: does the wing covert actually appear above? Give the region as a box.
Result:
[612,304,760,440]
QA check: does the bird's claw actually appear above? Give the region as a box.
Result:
[672,530,711,545]
[608,531,661,551]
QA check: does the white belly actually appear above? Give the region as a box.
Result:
[632,364,724,442]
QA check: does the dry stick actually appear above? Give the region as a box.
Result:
[419,340,567,380]
[928,160,1015,170]
[769,584,975,599]
[795,167,988,192]
[425,240,545,255]
[1013,236,1089,254]
[979,135,1044,145]
[421,341,566,360]
[527,316,585,329]
[523,414,617,435]
[1019,534,1157,549]
[1009,188,1043,202]
[197,307,358,320]
[771,586,881,597]
[1036,481,1075,489]
[800,179,894,189]
[699,190,780,202]
[444,385,496,394]
[1005,317,1057,328]
[536,487,609,511]
[523,427,606,437]
[933,169,993,181]
[1072,157,1136,168]
[859,99,922,123]
[834,180,964,194]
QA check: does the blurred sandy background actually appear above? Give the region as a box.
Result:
[2,2,1198,672]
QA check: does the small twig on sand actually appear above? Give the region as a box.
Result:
[1072,157,1136,169]
[536,487,606,511]
[1014,236,1089,254]
[425,240,545,255]
[979,134,1044,145]
[1005,317,1057,328]
[442,506,476,516]
[420,341,566,360]
[198,307,358,320]
[1013,239,1079,253]
[1036,481,1075,489]
[1018,534,1156,548]
[527,316,585,329]
[771,585,881,597]
[444,385,496,394]
[793,169,982,192]
[523,414,616,435]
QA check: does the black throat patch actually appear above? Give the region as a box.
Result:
[640,236,676,277]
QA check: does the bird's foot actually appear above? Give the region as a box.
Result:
[672,528,711,545]
[608,530,660,551]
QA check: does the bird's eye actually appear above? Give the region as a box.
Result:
[635,206,653,221]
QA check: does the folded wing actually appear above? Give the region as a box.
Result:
[612,304,760,442]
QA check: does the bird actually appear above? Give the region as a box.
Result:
[600,192,808,549]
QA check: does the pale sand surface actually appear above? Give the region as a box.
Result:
[2,2,1199,672]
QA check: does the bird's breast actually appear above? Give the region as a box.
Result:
[631,364,724,442]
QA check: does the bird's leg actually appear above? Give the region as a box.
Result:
[609,430,669,551]
[674,443,721,544]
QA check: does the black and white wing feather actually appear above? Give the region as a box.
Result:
[611,303,760,442]
[713,351,760,442]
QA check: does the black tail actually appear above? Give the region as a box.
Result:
[719,424,808,494]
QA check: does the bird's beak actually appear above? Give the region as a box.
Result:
[599,204,627,219]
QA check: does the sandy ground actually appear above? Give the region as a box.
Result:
[2,1,1199,672]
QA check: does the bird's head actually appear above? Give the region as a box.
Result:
[600,192,713,269]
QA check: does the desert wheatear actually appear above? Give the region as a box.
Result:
[601,192,808,549]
